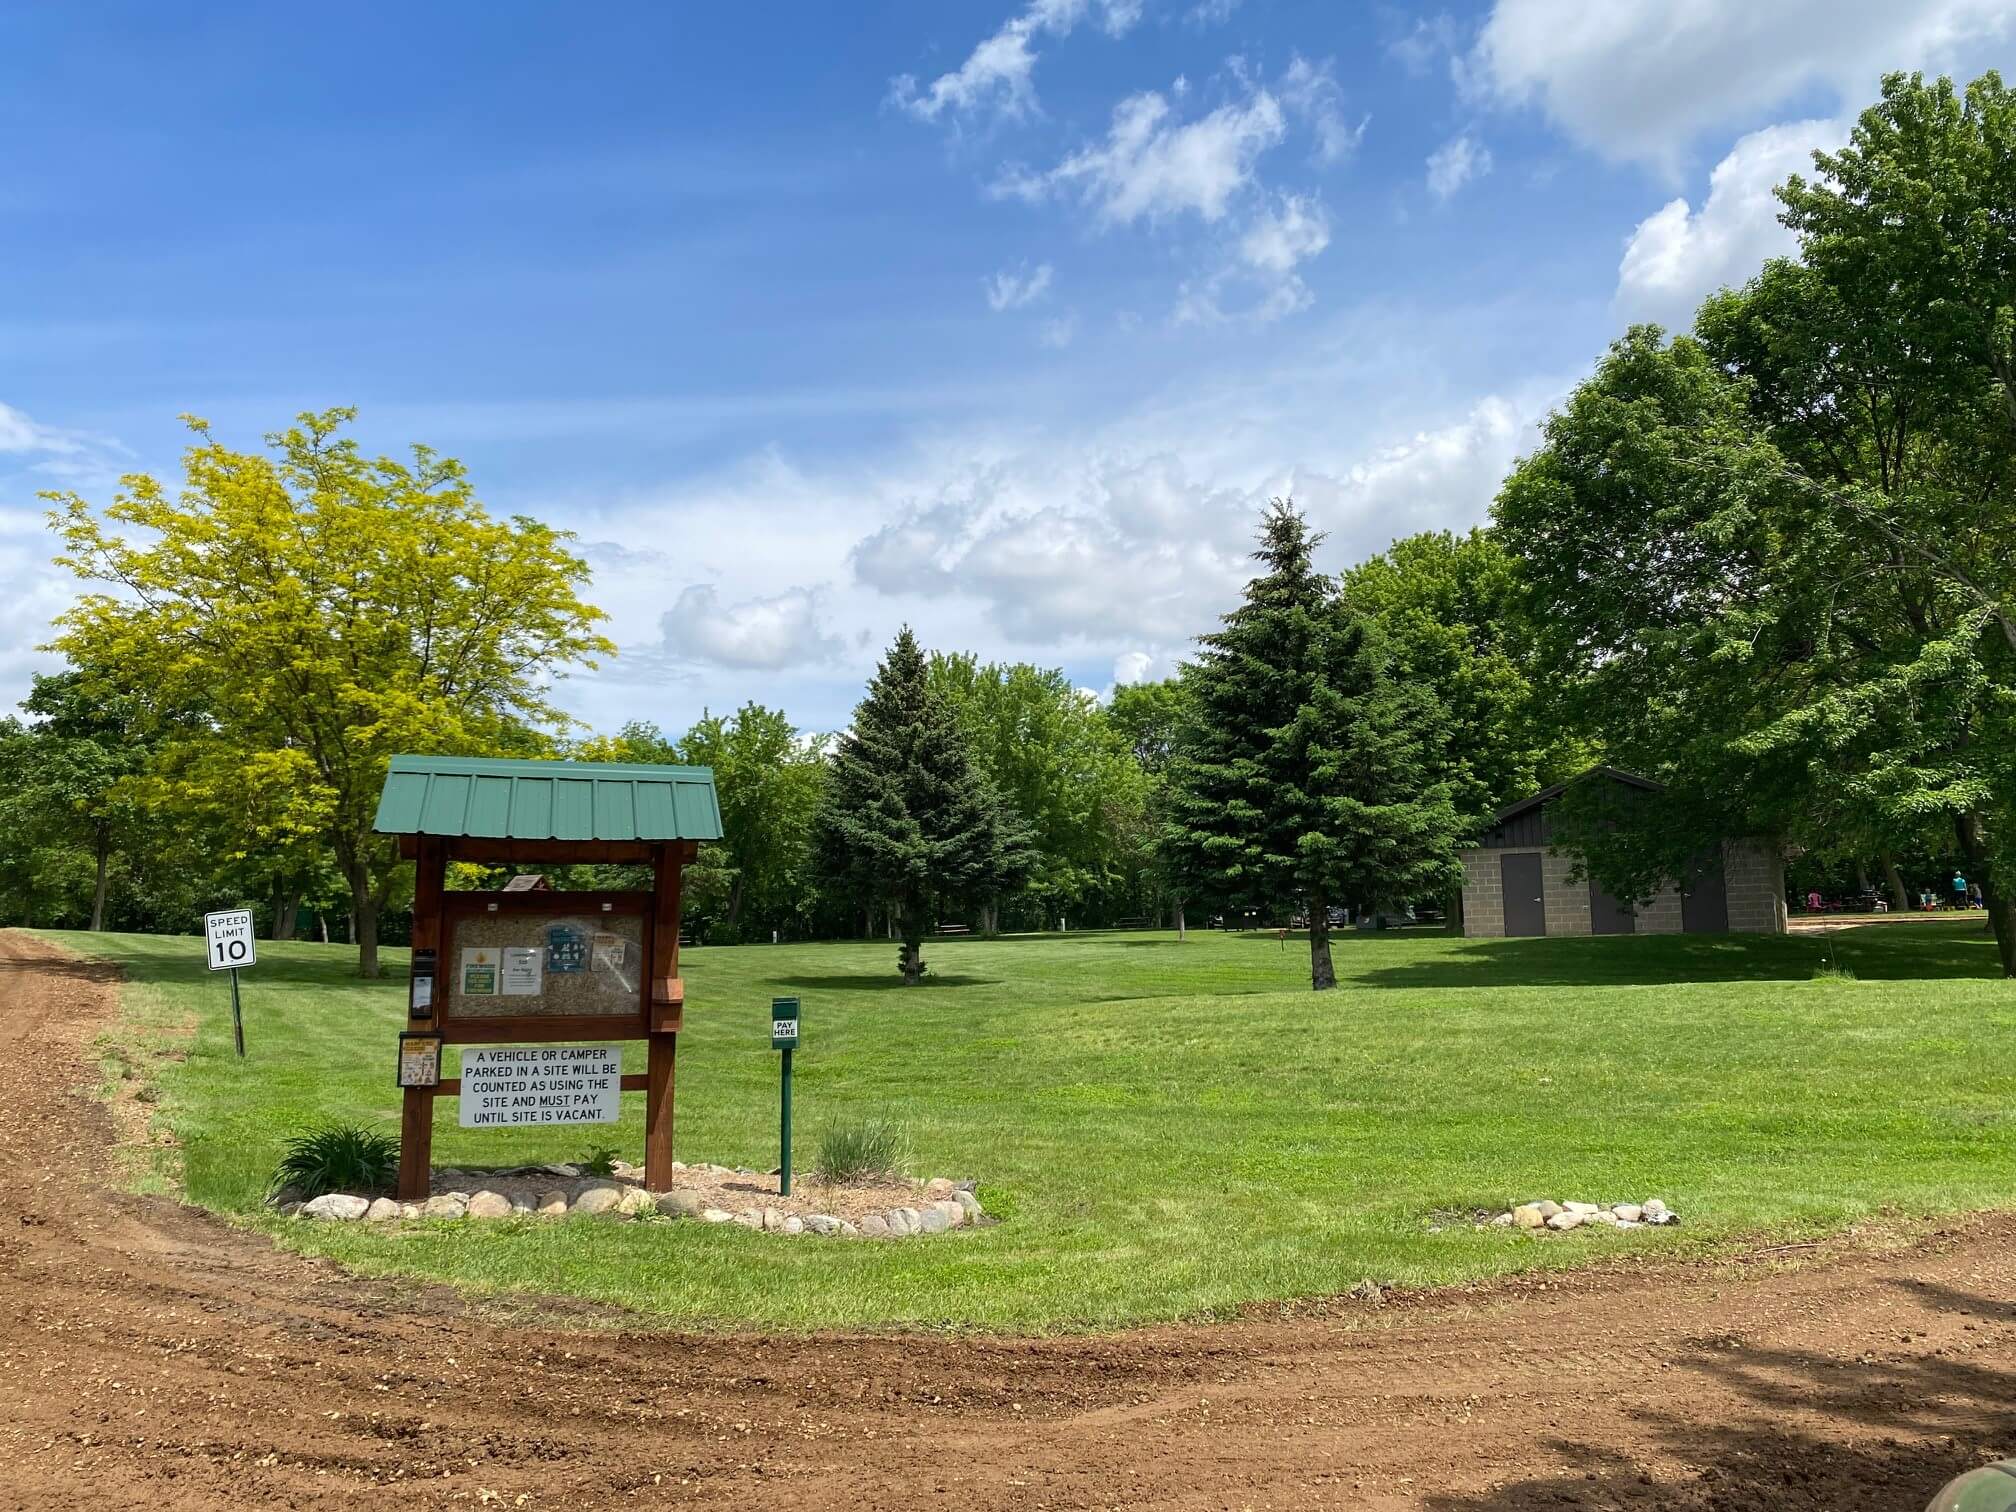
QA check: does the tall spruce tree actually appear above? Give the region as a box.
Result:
[1166,501,1464,990]
[816,627,1029,984]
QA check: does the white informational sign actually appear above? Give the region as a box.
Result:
[458,1043,622,1128]
[500,946,544,996]
[772,1016,798,1043]
[203,909,257,972]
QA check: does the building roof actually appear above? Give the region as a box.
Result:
[372,755,724,842]
[1488,765,1664,827]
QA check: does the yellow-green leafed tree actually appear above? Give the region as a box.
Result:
[45,409,615,976]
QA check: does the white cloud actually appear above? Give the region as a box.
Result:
[661,584,843,670]
[985,261,1054,311]
[1279,56,1368,164]
[996,81,1287,226]
[1112,649,1156,685]
[890,0,1142,125]
[1038,313,1078,348]
[1186,0,1241,24]
[1178,191,1331,325]
[1615,117,1839,328]
[1238,192,1329,275]
[1389,14,1463,77]
[1426,134,1492,199]
[1471,0,2016,169]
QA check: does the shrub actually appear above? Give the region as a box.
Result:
[815,1118,909,1183]
[578,1144,621,1177]
[1812,960,1858,982]
[272,1124,398,1199]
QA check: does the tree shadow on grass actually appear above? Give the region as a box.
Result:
[1354,927,2000,990]
[767,974,1002,993]
[1422,1280,2016,1510]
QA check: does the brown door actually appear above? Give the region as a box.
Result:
[1501,853,1546,936]
[1682,854,1729,933]
[1589,881,1635,935]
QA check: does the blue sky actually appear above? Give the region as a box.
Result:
[4,1,2012,733]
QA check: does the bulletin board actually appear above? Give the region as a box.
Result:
[440,892,652,1036]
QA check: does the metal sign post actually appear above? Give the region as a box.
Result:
[771,996,799,1196]
[203,909,257,1057]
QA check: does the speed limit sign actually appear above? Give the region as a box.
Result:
[203,909,257,971]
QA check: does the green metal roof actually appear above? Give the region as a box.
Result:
[372,755,723,842]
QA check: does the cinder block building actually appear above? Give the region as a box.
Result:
[1457,767,1786,938]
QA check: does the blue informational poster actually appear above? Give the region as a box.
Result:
[545,923,588,974]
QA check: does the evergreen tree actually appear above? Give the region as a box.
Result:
[1165,501,1464,990]
[815,627,1029,984]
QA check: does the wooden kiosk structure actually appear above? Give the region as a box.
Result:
[372,755,723,1201]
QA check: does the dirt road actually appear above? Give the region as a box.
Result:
[2,928,2012,1511]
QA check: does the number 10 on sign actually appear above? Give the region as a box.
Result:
[203,909,256,1057]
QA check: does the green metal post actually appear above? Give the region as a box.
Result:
[779,1046,793,1196]
[229,967,245,1057]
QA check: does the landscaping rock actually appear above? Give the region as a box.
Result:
[781,1216,804,1235]
[279,1201,304,1217]
[1490,1211,1516,1227]
[887,1207,920,1236]
[1545,1211,1584,1232]
[1612,1204,1643,1223]
[467,1191,513,1219]
[571,1186,623,1217]
[839,1221,859,1237]
[535,1190,569,1216]
[1586,1209,1620,1226]
[761,1208,783,1232]
[399,1203,420,1220]
[916,1206,951,1235]
[1563,1201,1600,1216]
[1511,1204,1548,1230]
[733,1209,763,1230]
[804,1214,843,1236]
[1643,1198,1668,1217]
[699,1208,733,1224]
[924,1177,956,1199]
[955,1189,983,1220]
[858,1214,890,1238]
[934,1199,966,1228]
[656,1191,702,1219]
[1534,1201,1562,1219]
[540,1163,579,1178]
[617,1188,656,1217]
[364,1197,401,1222]
[269,1184,305,1209]
[421,1194,467,1220]
[302,1193,368,1221]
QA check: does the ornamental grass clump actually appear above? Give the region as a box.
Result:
[271,1124,398,1199]
[815,1119,909,1184]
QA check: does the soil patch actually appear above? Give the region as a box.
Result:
[2,927,2012,1510]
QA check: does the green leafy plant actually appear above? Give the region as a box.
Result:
[1812,961,1858,982]
[578,1144,621,1177]
[272,1124,398,1199]
[815,1118,909,1183]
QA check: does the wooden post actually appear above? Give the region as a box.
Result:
[644,841,690,1190]
[397,837,447,1202]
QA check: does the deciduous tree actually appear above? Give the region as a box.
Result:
[46,410,613,975]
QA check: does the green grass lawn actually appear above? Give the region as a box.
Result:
[44,920,2016,1332]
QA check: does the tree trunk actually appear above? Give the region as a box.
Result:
[1445,886,1464,936]
[90,827,110,932]
[347,860,381,979]
[269,877,301,940]
[726,873,745,939]
[898,895,926,985]
[1881,851,1909,912]
[1308,895,1336,991]
[1175,897,1186,943]
[318,913,329,944]
[1954,812,2016,978]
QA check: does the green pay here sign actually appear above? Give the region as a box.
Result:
[771,996,799,1049]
